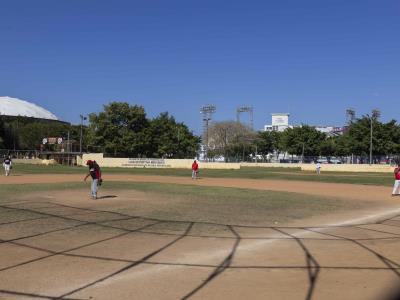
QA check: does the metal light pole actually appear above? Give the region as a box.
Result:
[67,131,70,152]
[369,116,373,165]
[206,118,210,160]
[367,109,380,165]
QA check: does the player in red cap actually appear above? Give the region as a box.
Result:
[84,160,102,199]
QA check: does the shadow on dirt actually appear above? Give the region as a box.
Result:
[97,195,118,199]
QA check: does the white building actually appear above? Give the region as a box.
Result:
[314,126,335,134]
[264,113,292,132]
[0,96,58,120]
[314,126,344,136]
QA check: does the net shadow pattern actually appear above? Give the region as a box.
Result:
[0,199,399,300]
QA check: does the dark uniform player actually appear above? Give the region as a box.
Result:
[84,160,102,199]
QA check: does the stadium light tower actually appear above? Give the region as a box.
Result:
[346,108,356,125]
[236,106,254,130]
[200,105,216,159]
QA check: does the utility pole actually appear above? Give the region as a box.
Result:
[369,117,373,165]
[79,115,87,154]
[367,109,380,165]
[177,127,180,158]
[67,130,71,166]
[67,131,70,153]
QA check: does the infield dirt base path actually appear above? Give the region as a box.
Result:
[1,174,400,300]
[0,173,396,202]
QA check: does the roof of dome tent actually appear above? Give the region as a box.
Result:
[0,96,58,121]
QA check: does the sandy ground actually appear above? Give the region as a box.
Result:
[0,173,396,202]
[0,174,400,300]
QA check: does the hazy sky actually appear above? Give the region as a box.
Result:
[1,0,399,134]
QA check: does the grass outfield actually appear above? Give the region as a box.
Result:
[11,164,395,187]
[0,181,361,225]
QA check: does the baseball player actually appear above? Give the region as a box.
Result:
[392,163,400,196]
[84,160,102,199]
[3,156,12,176]
[315,162,321,175]
[192,160,199,179]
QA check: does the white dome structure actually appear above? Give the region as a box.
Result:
[0,96,58,120]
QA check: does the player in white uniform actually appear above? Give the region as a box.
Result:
[3,156,12,176]
[315,162,321,175]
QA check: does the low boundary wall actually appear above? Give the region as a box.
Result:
[13,158,57,165]
[78,154,240,170]
[240,162,394,173]
[74,154,397,173]
[300,163,394,173]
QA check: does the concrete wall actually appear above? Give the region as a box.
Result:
[240,163,394,173]
[79,153,240,169]
[77,154,394,173]
[240,162,303,169]
[300,163,394,173]
[13,158,57,165]
[241,162,394,173]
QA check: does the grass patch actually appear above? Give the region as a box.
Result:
[104,181,358,225]
[0,181,362,226]
[0,182,87,203]
[12,164,394,187]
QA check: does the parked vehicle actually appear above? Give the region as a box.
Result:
[329,158,342,164]
[317,158,329,164]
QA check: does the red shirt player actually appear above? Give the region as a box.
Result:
[192,160,199,179]
[393,164,400,196]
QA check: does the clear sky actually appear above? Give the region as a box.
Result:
[1,0,399,134]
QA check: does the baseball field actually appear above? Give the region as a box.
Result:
[1,165,400,300]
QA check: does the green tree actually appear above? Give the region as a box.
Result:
[86,102,199,158]
[344,116,400,157]
[376,120,400,155]
[254,130,283,159]
[331,135,351,157]
[0,118,5,148]
[87,102,150,156]
[148,112,200,158]
[281,125,327,157]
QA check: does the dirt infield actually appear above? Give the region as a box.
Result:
[0,173,395,202]
[1,174,400,299]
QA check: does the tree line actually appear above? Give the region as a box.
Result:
[207,116,400,162]
[0,116,80,152]
[0,102,200,158]
[1,101,399,161]
[86,102,200,158]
